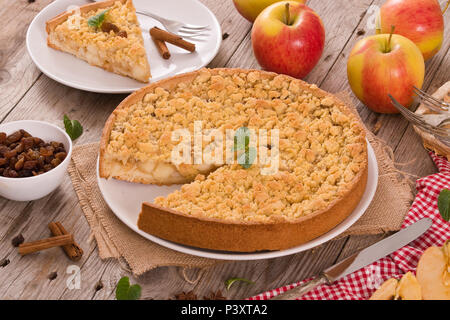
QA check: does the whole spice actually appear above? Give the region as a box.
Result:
[94,280,104,291]
[48,272,57,280]
[149,27,196,52]
[174,290,198,300]
[0,258,9,267]
[152,37,171,59]
[203,290,227,300]
[11,234,24,247]
[48,222,83,261]
[18,234,73,255]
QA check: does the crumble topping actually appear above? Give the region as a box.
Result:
[51,0,148,76]
[106,69,367,222]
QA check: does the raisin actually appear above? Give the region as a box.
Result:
[117,30,127,38]
[55,152,67,161]
[14,157,24,170]
[23,160,38,170]
[101,22,120,33]
[11,234,24,247]
[6,131,22,144]
[1,130,67,178]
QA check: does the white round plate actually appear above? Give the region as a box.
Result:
[97,140,378,261]
[26,0,222,93]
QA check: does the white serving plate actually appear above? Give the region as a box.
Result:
[26,0,222,93]
[97,140,378,260]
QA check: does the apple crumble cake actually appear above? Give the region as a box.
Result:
[46,0,150,82]
[100,68,368,251]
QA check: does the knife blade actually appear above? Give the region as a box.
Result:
[271,218,432,300]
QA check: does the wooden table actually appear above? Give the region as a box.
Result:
[0,0,448,300]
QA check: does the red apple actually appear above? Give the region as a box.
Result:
[377,0,446,60]
[251,1,325,79]
[347,33,425,114]
[232,0,306,23]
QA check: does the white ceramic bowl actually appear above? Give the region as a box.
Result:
[0,120,73,201]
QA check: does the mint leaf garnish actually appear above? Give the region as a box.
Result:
[438,189,450,222]
[237,147,256,169]
[115,276,141,300]
[63,115,83,141]
[233,127,251,151]
[88,9,109,29]
[225,277,254,290]
[233,127,255,169]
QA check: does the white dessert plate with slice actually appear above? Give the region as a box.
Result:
[97,140,379,261]
[26,0,222,93]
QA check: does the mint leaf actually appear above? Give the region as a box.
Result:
[63,115,83,141]
[225,277,254,290]
[128,284,142,300]
[233,127,250,151]
[115,276,141,300]
[115,277,130,300]
[88,9,109,28]
[237,147,256,169]
[438,189,450,222]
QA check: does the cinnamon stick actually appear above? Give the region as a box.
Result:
[18,234,73,256]
[152,36,171,59]
[150,27,196,52]
[48,222,83,261]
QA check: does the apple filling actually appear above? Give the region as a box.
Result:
[46,0,150,83]
[101,153,217,185]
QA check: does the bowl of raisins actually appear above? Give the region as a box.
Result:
[0,120,73,201]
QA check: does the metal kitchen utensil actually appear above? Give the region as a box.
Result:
[270,218,432,300]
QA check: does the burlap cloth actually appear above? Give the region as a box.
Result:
[68,103,414,276]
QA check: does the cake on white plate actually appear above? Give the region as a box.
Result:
[46,0,151,83]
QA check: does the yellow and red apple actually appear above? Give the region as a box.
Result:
[233,0,306,23]
[347,34,425,114]
[377,0,446,60]
[251,1,325,79]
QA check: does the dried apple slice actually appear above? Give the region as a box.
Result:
[416,241,450,300]
[394,272,422,300]
[370,272,422,300]
[369,278,398,300]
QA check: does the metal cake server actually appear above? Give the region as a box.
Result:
[270,218,433,300]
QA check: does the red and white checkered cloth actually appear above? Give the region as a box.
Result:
[249,153,450,300]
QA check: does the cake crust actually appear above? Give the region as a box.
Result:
[100,68,369,252]
[138,165,367,252]
[46,0,151,83]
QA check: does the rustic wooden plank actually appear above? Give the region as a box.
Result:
[0,180,98,299]
[393,46,449,176]
[225,0,375,86]
[319,0,450,178]
[85,237,347,300]
[335,234,387,262]
[201,0,252,68]
[0,0,437,301]
[0,0,50,121]
[0,0,256,300]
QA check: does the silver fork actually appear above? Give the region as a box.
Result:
[389,94,450,141]
[413,86,450,113]
[90,0,210,38]
[137,9,210,38]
